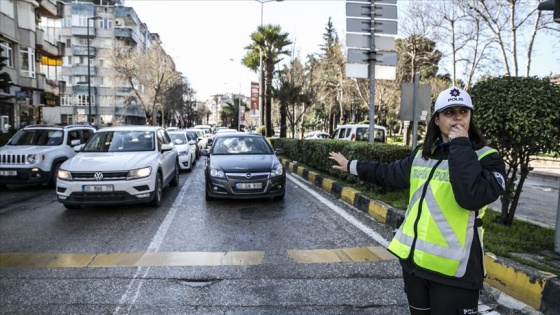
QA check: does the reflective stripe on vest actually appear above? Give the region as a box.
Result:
[387,146,496,277]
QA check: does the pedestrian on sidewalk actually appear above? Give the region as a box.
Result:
[329,86,507,314]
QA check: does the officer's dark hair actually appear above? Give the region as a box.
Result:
[422,109,487,160]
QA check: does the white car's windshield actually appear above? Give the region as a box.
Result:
[8,129,64,146]
[83,131,155,152]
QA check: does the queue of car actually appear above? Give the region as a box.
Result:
[0,123,387,209]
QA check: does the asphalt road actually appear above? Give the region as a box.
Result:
[490,175,559,229]
[0,162,546,314]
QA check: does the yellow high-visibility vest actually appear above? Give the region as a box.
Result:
[387,146,496,277]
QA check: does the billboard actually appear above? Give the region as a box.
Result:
[250,82,260,117]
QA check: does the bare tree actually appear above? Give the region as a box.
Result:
[459,0,557,77]
[110,42,180,126]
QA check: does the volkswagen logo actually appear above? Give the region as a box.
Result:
[245,173,252,179]
[94,172,104,181]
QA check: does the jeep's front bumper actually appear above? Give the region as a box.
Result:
[0,167,50,185]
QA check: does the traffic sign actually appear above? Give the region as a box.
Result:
[346,34,395,51]
[347,0,397,4]
[374,20,398,35]
[373,4,397,20]
[346,2,370,18]
[346,64,396,80]
[346,18,398,35]
[347,3,398,21]
[347,49,397,66]
[347,18,370,33]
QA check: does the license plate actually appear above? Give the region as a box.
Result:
[236,182,262,190]
[0,170,17,176]
[82,185,113,192]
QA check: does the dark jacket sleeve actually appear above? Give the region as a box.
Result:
[355,148,416,189]
[448,137,506,210]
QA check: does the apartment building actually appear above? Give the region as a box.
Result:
[0,0,166,132]
[0,0,66,132]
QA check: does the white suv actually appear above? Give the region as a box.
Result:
[332,124,387,143]
[0,125,95,187]
[56,126,179,209]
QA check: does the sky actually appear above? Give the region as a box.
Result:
[126,0,559,101]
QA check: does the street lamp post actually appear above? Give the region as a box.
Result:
[255,0,283,127]
[87,16,101,126]
[230,59,243,131]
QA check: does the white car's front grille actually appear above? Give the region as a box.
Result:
[71,171,129,181]
[0,154,28,165]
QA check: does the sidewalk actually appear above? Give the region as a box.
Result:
[529,157,560,180]
[279,157,560,315]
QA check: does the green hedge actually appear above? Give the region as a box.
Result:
[270,138,412,192]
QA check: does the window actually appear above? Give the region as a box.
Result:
[19,46,35,78]
[0,40,13,68]
[61,96,72,106]
[99,19,112,29]
[73,15,88,27]
[62,16,71,27]
[76,94,93,107]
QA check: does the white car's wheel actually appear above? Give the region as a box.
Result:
[150,174,163,207]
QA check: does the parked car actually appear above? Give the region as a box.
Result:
[304,131,330,140]
[200,133,285,201]
[332,124,387,143]
[167,130,196,171]
[56,126,179,209]
[193,124,214,146]
[184,129,201,159]
[0,124,95,187]
[187,128,208,150]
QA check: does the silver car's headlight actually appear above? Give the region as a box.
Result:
[209,168,225,178]
[127,166,152,180]
[270,164,283,177]
[27,154,40,164]
[57,169,72,181]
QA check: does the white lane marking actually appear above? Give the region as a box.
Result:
[287,173,389,248]
[113,167,197,315]
[287,172,506,314]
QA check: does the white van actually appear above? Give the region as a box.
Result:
[332,124,387,143]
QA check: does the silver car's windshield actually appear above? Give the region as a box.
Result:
[211,136,272,155]
[82,131,155,152]
[8,129,64,146]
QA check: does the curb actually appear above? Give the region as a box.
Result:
[280,158,560,314]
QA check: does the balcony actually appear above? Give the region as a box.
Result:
[114,6,140,25]
[36,29,59,56]
[72,85,96,95]
[72,27,96,37]
[72,46,96,57]
[115,87,134,97]
[114,28,139,44]
[37,0,64,19]
[72,66,97,76]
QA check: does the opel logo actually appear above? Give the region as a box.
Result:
[245,173,252,179]
[94,172,104,181]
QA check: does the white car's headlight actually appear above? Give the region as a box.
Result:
[27,154,40,164]
[127,166,152,180]
[210,168,225,178]
[57,169,72,181]
[178,150,188,156]
[270,164,283,177]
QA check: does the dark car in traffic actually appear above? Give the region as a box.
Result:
[200,133,285,201]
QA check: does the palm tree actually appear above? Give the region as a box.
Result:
[220,97,248,129]
[243,25,291,137]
